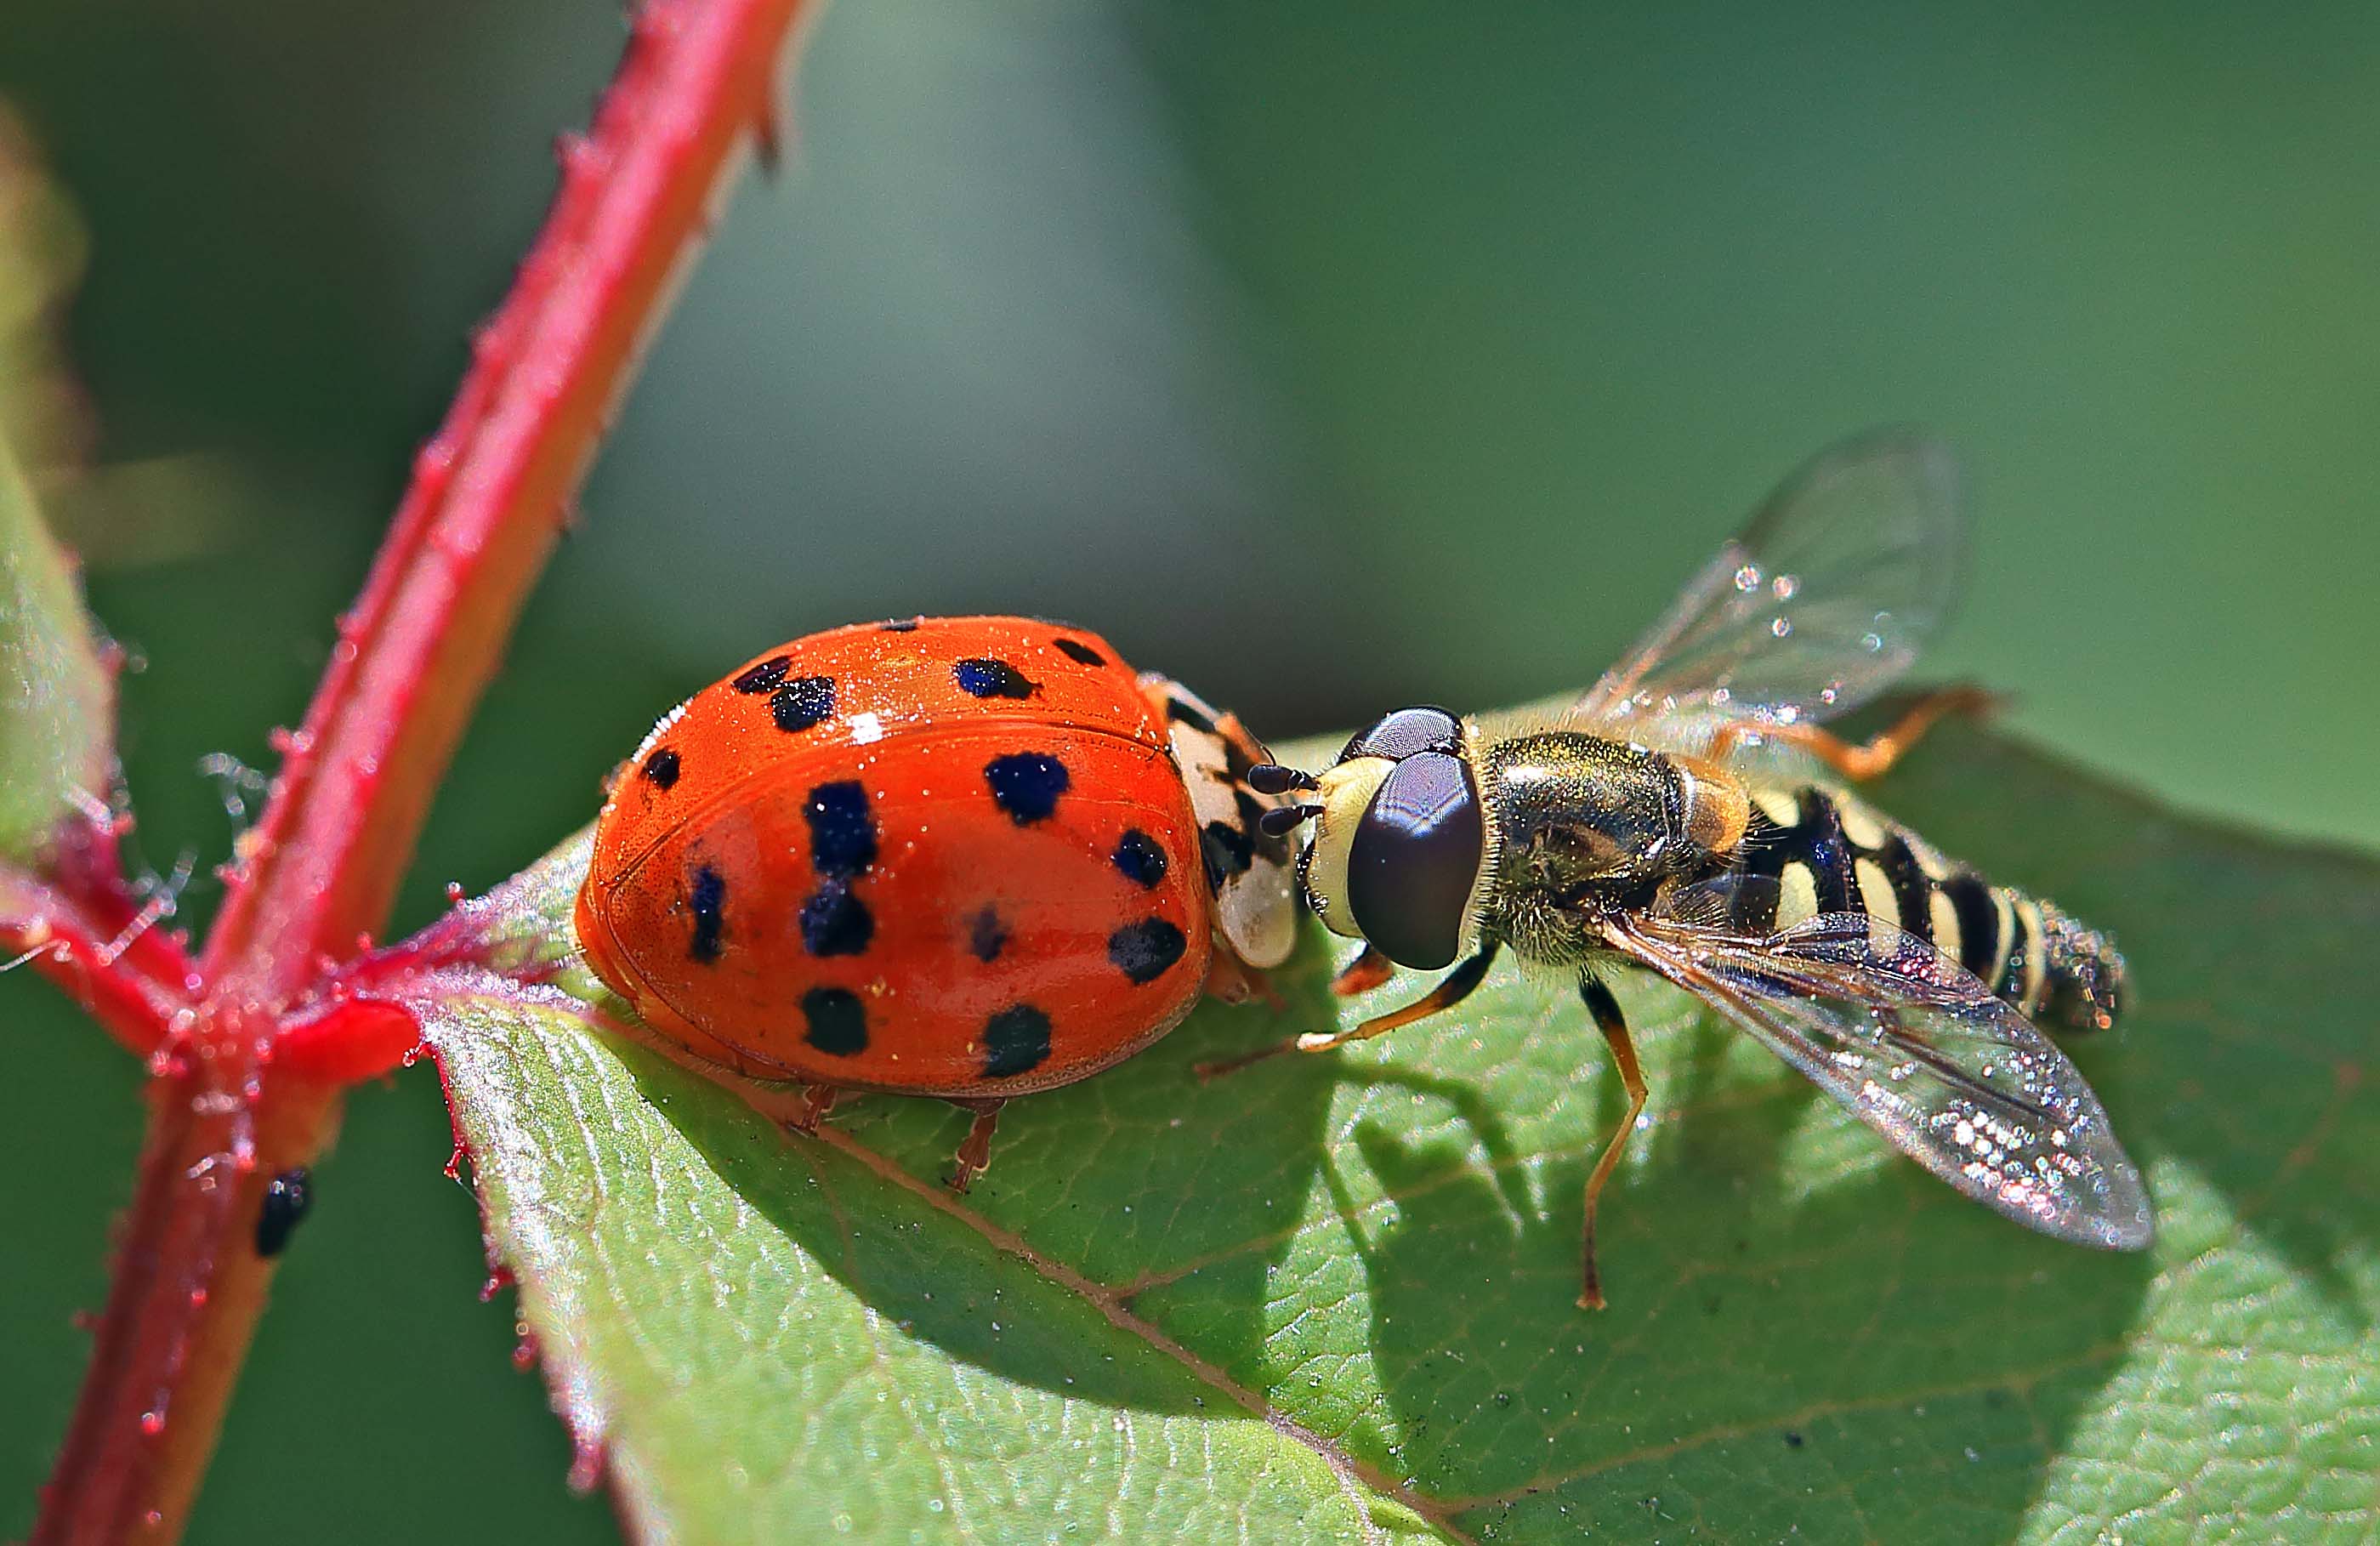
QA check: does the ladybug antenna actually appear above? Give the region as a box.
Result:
[1247,763,1319,795]
[1258,804,1324,838]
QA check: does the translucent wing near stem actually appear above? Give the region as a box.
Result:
[1609,881,2152,1250]
[1572,429,1965,746]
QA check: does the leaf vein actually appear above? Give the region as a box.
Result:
[809,1124,1477,1546]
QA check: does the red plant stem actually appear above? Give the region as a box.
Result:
[3,904,186,1056]
[31,2,814,1540]
[5,821,199,1056]
[199,0,804,997]
[32,1064,341,1546]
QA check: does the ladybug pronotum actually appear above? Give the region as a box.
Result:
[574,615,1299,1185]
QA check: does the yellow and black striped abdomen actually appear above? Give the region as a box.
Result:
[1721,785,2127,1033]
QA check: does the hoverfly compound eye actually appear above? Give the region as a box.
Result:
[1347,750,1486,970]
[1338,706,1464,765]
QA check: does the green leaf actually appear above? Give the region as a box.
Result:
[0,435,111,862]
[418,725,2379,1544]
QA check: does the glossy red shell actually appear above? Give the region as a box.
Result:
[574,617,1213,1095]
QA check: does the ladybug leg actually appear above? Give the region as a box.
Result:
[1249,966,1285,1013]
[945,1099,1007,1193]
[571,998,840,1138]
[1195,943,1500,1078]
[787,1083,843,1135]
[1329,945,1395,998]
[1201,949,1284,1011]
[1202,949,1258,1005]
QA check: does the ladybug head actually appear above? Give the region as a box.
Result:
[1252,707,1491,972]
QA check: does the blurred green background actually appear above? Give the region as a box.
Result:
[3,1,2374,1538]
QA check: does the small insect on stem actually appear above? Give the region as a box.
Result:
[255,1168,314,1258]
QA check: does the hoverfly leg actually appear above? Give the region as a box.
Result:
[945,1099,1007,1193]
[1712,683,1998,782]
[1329,945,1395,998]
[1194,943,1501,1078]
[1577,975,1649,1311]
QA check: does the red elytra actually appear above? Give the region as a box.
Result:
[573,616,1298,1181]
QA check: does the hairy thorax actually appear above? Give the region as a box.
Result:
[1483,887,1602,968]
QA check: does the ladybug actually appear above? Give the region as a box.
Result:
[573,616,1299,1185]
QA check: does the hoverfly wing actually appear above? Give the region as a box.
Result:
[1572,429,1966,747]
[1606,878,2151,1251]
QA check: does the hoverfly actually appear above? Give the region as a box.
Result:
[1235,429,2152,1309]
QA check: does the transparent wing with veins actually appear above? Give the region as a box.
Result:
[1572,429,1966,756]
[1606,878,2152,1251]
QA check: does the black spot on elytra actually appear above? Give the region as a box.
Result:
[981,1004,1053,1079]
[254,1168,312,1257]
[984,752,1069,825]
[804,781,876,878]
[1200,820,1253,890]
[770,675,836,732]
[732,655,792,694]
[1111,828,1168,889]
[968,905,1008,963]
[639,747,681,790]
[1108,918,1187,985]
[1166,696,1218,736]
[798,879,872,956]
[955,657,1039,700]
[800,986,867,1056]
[689,865,727,962]
[1052,638,1105,667]
[879,617,921,632]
